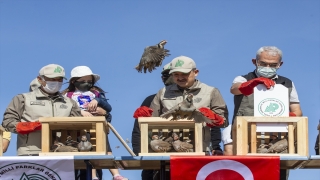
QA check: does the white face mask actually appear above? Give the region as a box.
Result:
[256,66,278,78]
[42,81,62,94]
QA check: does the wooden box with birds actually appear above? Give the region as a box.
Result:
[138,117,205,156]
[38,116,109,156]
[232,116,308,157]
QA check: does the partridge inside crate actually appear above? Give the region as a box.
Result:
[39,117,108,156]
[232,116,308,156]
[138,117,205,156]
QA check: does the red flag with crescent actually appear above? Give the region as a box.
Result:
[170,156,279,180]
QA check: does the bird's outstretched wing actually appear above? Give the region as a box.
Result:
[135,40,170,73]
[160,104,180,119]
[193,110,214,125]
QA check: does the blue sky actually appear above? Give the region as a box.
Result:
[0,1,319,179]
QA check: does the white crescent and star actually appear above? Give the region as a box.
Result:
[196,160,254,180]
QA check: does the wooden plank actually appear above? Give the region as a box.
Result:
[102,123,107,153]
[244,116,304,123]
[41,123,50,153]
[250,123,257,153]
[139,152,205,156]
[39,116,106,123]
[0,131,3,156]
[140,123,149,154]
[247,153,300,156]
[297,118,308,156]
[39,152,106,156]
[288,123,294,154]
[194,123,202,153]
[235,117,248,155]
[95,122,104,153]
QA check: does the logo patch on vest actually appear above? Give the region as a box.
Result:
[60,104,68,109]
[30,101,45,106]
[193,97,202,103]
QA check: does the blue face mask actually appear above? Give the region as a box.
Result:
[256,66,277,78]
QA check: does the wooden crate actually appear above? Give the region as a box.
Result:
[138,117,205,156]
[232,116,308,156]
[39,117,108,156]
[0,126,5,156]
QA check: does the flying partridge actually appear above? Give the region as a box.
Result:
[135,40,170,73]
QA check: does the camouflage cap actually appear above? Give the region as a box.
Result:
[169,56,196,74]
[161,63,171,74]
[39,64,66,79]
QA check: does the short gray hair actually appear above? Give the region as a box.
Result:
[256,46,282,61]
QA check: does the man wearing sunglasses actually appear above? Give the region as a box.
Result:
[230,46,302,180]
[132,63,174,180]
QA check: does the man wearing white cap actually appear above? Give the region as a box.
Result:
[150,56,229,154]
[2,64,82,156]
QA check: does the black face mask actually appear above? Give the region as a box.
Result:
[74,81,93,91]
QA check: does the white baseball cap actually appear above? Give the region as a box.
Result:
[39,64,66,79]
[169,56,196,74]
[70,66,100,83]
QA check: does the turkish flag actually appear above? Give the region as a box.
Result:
[170,156,279,180]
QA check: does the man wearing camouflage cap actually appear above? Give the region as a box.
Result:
[2,64,82,156]
[150,56,229,155]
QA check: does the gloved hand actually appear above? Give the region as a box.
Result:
[238,77,275,96]
[133,106,153,119]
[198,107,224,127]
[16,121,42,134]
[289,112,296,117]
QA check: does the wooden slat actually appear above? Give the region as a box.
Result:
[0,130,3,156]
[288,122,294,154]
[235,117,248,155]
[140,123,148,154]
[139,152,205,156]
[95,122,105,153]
[39,152,106,156]
[297,118,308,156]
[39,116,106,123]
[41,123,50,153]
[244,116,304,123]
[194,123,202,153]
[250,123,257,153]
